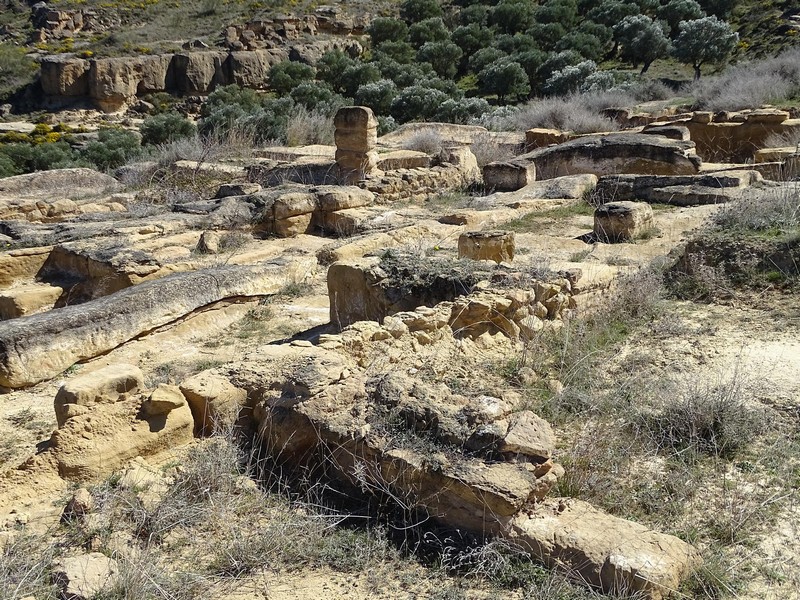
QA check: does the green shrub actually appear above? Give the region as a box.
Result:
[268,61,316,95]
[81,129,141,171]
[408,17,450,48]
[141,112,197,146]
[435,98,491,124]
[355,79,398,115]
[340,62,381,98]
[417,41,463,80]
[479,59,531,103]
[490,0,536,34]
[0,152,19,178]
[373,40,417,64]
[0,42,36,102]
[400,0,443,23]
[367,17,409,46]
[390,85,450,122]
[316,50,356,93]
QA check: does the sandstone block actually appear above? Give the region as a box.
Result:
[52,553,119,600]
[594,201,654,242]
[272,192,317,220]
[511,499,700,599]
[525,128,570,149]
[334,127,378,153]
[180,371,247,434]
[142,384,187,416]
[55,364,145,427]
[0,283,63,320]
[334,106,378,131]
[313,186,373,211]
[273,213,314,237]
[216,182,262,198]
[483,161,536,191]
[495,412,553,460]
[1,263,306,388]
[458,230,515,263]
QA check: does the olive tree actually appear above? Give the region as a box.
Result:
[614,15,670,74]
[673,16,738,79]
[478,58,531,104]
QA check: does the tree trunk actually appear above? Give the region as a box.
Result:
[641,61,651,75]
[693,64,702,80]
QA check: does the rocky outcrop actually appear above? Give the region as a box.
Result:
[592,170,762,206]
[327,255,575,332]
[486,134,701,190]
[54,364,145,427]
[0,260,314,388]
[40,49,287,111]
[50,382,194,480]
[52,553,120,600]
[0,168,123,222]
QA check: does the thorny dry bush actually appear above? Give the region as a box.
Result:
[1,424,629,600]
[491,261,800,598]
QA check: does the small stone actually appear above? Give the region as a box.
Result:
[142,384,186,417]
[196,231,221,254]
[62,487,94,523]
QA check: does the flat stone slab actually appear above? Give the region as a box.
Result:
[510,498,699,599]
[497,133,701,188]
[0,259,314,388]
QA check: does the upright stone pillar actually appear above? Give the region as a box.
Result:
[334,106,379,184]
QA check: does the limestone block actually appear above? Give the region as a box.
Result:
[142,384,187,417]
[458,231,515,263]
[334,106,378,131]
[52,553,119,600]
[594,201,654,242]
[334,127,378,153]
[0,283,63,320]
[55,364,145,427]
[525,128,570,149]
[180,371,247,434]
[335,149,379,170]
[483,161,536,191]
[314,186,373,211]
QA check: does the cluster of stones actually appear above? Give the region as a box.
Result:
[29,3,98,41]
[222,8,369,51]
[327,259,576,341]
[526,108,800,167]
[364,146,483,202]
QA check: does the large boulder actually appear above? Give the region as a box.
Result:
[54,363,145,427]
[510,499,699,600]
[491,133,702,190]
[0,260,314,388]
[594,201,654,242]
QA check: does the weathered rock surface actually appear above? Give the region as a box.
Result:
[488,134,701,190]
[0,260,313,388]
[594,201,654,242]
[510,499,699,600]
[52,553,119,600]
[458,230,515,263]
[179,371,248,434]
[54,363,145,427]
[592,170,761,206]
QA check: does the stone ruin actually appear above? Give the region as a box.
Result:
[3,101,799,599]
